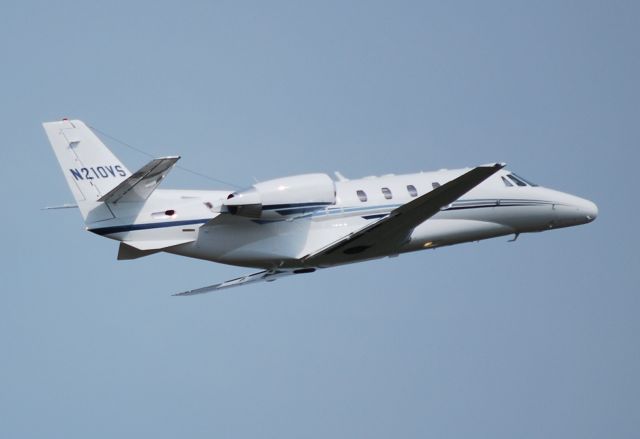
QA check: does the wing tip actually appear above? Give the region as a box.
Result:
[481,162,506,169]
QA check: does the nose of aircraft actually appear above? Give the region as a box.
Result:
[553,192,598,226]
[577,197,598,223]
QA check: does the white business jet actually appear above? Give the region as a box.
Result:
[43,119,598,295]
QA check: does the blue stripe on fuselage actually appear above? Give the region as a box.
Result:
[89,218,210,236]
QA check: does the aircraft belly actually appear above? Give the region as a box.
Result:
[406,219,515,250]
[438,203,556,231]
[405,203,556,250]
[184,218,314,267]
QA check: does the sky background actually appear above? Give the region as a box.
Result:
[1,1,638,437]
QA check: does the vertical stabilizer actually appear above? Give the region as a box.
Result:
[43,119,131,223]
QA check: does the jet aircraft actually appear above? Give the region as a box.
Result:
[44,119,598,295]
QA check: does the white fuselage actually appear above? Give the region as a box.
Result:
[88,168,598,269]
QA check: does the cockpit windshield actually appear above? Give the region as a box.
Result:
[511,173,538,186]
[504,173,539,187]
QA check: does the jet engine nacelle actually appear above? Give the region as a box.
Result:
[223,173,336,218]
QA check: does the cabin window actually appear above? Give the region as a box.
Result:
[507,174,527,187]
[432,182,440,189]
[501,176,513,187]
[357,190,368,202]
[381,187,392,199]
[407,185,418,197]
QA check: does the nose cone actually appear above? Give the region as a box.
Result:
[578,198,598,223]
[553,192,598,227]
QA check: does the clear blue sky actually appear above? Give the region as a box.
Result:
[1,1,638,438]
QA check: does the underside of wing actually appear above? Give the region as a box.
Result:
[302,163,505,266]
[173,268,316,296]
[98,156,180,203]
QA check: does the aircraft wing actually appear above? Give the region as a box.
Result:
[98,156,180,203]
[173,269,315,296]
[302,163,505,266]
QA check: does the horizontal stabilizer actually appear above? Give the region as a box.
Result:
[98,156,180,203]
[41,203,78,210]
[118,238,195,260]
[117,243,162,260]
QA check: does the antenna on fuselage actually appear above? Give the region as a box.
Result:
[334,171,348,182]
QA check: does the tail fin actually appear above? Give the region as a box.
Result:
[43,119,131,223]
